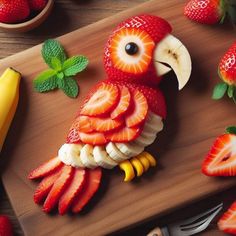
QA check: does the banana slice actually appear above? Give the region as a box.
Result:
[119,160,135,182]
[116,142,144,158]
[143,152,157,167]
[134,133,156,146]
[154,34,192,90]
[93,146,118,169]
[80,144,97,169]
[137,154,150,171]
[106,142,129,162]
[58,144,72,165]
[130,157,144,176]
[58,143,83,167]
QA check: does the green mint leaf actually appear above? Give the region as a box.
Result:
[42,39,67,69]
[33,69,57,92]
[51,57,62,71]
[57,77,79,98]
[62,56,88,77]
[233,90,236,104]
[228,85,235,98]
[212,82,228,100]
[226,126,236,135]
[57,72,64,80]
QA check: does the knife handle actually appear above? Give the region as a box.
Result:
[147,227,163,236]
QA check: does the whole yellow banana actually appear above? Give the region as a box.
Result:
[0,68,21,153]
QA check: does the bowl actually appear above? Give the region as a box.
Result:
[0,0,54,33]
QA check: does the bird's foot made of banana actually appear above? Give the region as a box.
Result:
[119,152,156,182]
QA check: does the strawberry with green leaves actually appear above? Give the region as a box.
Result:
[212,42,236,103]
[33,39,89,98]
[184,0,236,25]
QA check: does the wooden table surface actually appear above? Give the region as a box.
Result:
[0,1,234,235]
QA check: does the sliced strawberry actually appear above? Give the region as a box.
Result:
[34,167,62,204]
[111,86,131,119]
[110,27,155,74]
[89,116,123,132]
[66,128,81,144]
[79,132,107,145]
[71,116,93,133]
[28,157,63,180]
[72,168,102,213]
[58,168,86,215]
[125,89,148,127]
[202,134,236,176]
[106,126,140,142]
[81,83,119,116]
[218,201,236,235]
[43,165,73,213]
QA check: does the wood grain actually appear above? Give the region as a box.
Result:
[0,0,235,235]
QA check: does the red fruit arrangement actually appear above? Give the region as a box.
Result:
[0,0,48,24]
[184,0,236,25]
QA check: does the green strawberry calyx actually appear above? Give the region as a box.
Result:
[226,126,236,135]
[222,0,236,24]
[212,67,236,104]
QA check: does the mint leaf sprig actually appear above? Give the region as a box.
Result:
[33,39,88,98]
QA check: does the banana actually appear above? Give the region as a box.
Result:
[137,154,150,171]
[143,152,157,167]
[134,133,156,146]
[58,143,83,167]
[93,146,118,169]
[116,142,144,158]
[80,144,97,169]
[0,68,21,153]
[130,157,144,176]
[119,160,135,182]
[106,142,129,162]
[154,34,192,90]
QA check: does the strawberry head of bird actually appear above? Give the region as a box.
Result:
[104,14,192,90]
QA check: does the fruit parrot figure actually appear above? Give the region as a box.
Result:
[29,14,192,215]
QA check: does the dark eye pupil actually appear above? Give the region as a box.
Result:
[125,42,139,55]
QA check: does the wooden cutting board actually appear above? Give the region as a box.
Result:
[1,0,236,235]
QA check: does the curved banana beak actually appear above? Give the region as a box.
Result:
[154,34,192,90]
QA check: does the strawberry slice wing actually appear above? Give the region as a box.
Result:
[67,81,151,145]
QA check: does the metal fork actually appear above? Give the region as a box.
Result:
[147,203,223,236]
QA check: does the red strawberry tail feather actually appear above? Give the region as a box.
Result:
[30,159,102,214]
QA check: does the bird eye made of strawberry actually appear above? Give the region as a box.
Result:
[104,15,192,90]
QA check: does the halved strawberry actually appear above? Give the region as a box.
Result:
[72,168,102,213]
[43,165,73,213]
[111,86,131,119]
[34,167,62,204]
[106,126,140,142]
[89,116,123,132]
[79,132,107,145]
[58,168,86,215]
[125,89,148,127]
[71,116,93,133]
[218,201,236,235]
[28,157,63,180]
[202,132,236,176]
[81,83,119,116]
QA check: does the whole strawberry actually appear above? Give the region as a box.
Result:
[184,0,226,25]
[0,215,13,236]
[212,42,236,103]
[28,0,47,12]
[0,0,30,24]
